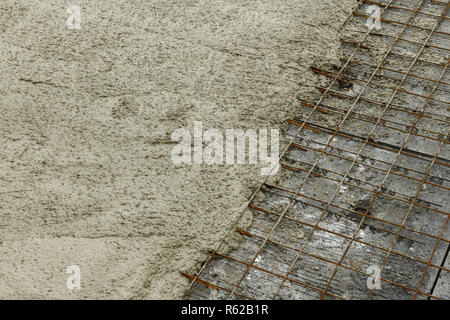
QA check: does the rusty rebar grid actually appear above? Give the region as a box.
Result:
[184,0,450,300]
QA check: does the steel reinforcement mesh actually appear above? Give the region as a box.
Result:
[184,0,450,300]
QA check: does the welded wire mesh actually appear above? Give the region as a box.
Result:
[184,0,450,300]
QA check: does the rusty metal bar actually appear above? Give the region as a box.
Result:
[285,130,450,192]
[260,183,449,245]
[314,87,450,125]
[249,203,450,272]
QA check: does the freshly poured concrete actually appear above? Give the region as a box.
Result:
[0,0,356,299]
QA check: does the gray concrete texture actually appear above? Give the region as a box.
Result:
[0,0,358,299]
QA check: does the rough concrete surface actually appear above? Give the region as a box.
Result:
[0,0,356,299]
